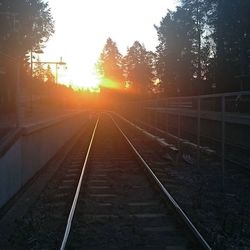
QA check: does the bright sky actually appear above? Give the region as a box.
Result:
[41,0,178,89]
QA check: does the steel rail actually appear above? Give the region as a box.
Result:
[109,113,212,250]
[60,117,99,250]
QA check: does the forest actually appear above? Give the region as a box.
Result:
[97,0,250,97]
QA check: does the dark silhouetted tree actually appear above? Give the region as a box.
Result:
[0,0,54,58]
[123,41,155,96]
[212,0,250,92]
[33,60,46,82]
[155,7,195,96]
[45,65,55,84]
[0,0,54,111]
[97,38,124,89]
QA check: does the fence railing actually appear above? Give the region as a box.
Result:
[119,91,250,189]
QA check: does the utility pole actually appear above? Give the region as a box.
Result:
[32,57,66,84]
[30,49,43,113]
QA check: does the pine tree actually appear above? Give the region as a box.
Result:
[155,7,195,96]
[123,41,155,95]
[213,0,250,92]
[97,38,124,89]
[0,0,54,58]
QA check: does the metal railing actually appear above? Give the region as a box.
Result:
[119,91,250,190]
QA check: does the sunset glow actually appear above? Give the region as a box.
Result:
[40,0,177,90]
[100,78,122,90]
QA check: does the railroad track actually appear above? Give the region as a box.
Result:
[0,113,210,249]
[60,113,210,249]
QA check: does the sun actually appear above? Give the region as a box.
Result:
[41,28,102,91]
[70,73,100,90]
[55,57,100,91]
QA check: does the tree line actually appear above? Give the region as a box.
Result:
[97,0,250,98]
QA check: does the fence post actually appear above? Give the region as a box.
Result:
[15,59,20,128]
[147,103,150,124]
[166,98,168,135]
[178,98,181,150]
[154,99,157,128]
[221,95,225,190]
[197,96,201,168]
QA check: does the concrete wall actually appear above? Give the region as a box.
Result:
[0,111,88,208]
